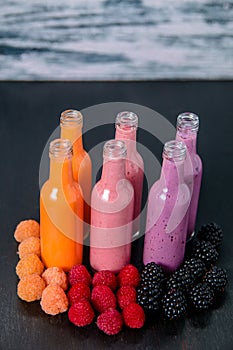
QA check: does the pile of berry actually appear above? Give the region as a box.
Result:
[14,220,228,334]
[68,264,145,335]
[137,222,228,320]
[14,221,145,335]
[15,220,70,315]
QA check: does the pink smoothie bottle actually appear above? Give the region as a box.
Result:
[143,141,190,273]
[115,111,144,239]
[90,140,134,273]
[176,112,202,240]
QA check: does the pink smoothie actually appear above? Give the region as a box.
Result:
[90,140,134,273]
[176,113,202,239]
[143,141,190,273]
[115,112,144,238]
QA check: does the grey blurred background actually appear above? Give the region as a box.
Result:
[0,0,233,80]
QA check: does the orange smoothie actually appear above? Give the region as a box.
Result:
[60,110,92,238]
[40,139,83,271]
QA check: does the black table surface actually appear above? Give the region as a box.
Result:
[0,81,233,350]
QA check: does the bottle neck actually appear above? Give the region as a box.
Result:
[176,130,197,155]
[160,157,185,188]
[115,126,137,154]
[61,125,83,155]
[101,158,126,187]
[49,157,74,187]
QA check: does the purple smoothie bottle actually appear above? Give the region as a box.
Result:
[115,111,144,239]
[176,112,203,240]
[143,141,190,273]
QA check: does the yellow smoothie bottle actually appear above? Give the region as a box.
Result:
[40,139,83,271]
[60,109,92,238]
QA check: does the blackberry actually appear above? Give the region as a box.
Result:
[137,282,162,313]
[197,222,223,249]
[204,266,228,293]
[188,283,214,310]
[167,267,194,292]
[183,258,206,281]
[141,262,165,285]
[192,240,219,267]
[162,289,187,320]
[137,262,165,313]
[185,236,200,260]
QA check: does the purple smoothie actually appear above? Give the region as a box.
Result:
[143,141,190,273]
[176,112,202,240]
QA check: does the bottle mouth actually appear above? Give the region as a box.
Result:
[115,111,138,130]
[49,139,73,159]
[60,109,83,127]
[103,139,127,160]
[163,140,186,161]
[177,112,199,132]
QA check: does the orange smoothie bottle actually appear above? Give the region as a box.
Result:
[60,109,92,238]
[40,139,83,271]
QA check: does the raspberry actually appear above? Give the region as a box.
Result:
[14,219,40,242]
[68,264,92,286]
[122,303,145,329]
[117,286,137,310]
[118,264,140,288]
[17,274,46,302]
[16,253,44,279]
[97,309,123,335]
[68,282,91,304]
[40,285,69,315]
[42,267,68,291]
[18,237,41,259]
[68,301,95,327]
[91,285,116,313]
[92,270,118,291]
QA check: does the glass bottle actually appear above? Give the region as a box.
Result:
[60,109,92,238]
[40,139,83,271]
[176,112,202,240]
[115,111,144,238]
[90,140,134,273]
[143,140,190,273]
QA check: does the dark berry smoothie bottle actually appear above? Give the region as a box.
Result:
[143,141,190,273]
[176,112,202,240]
